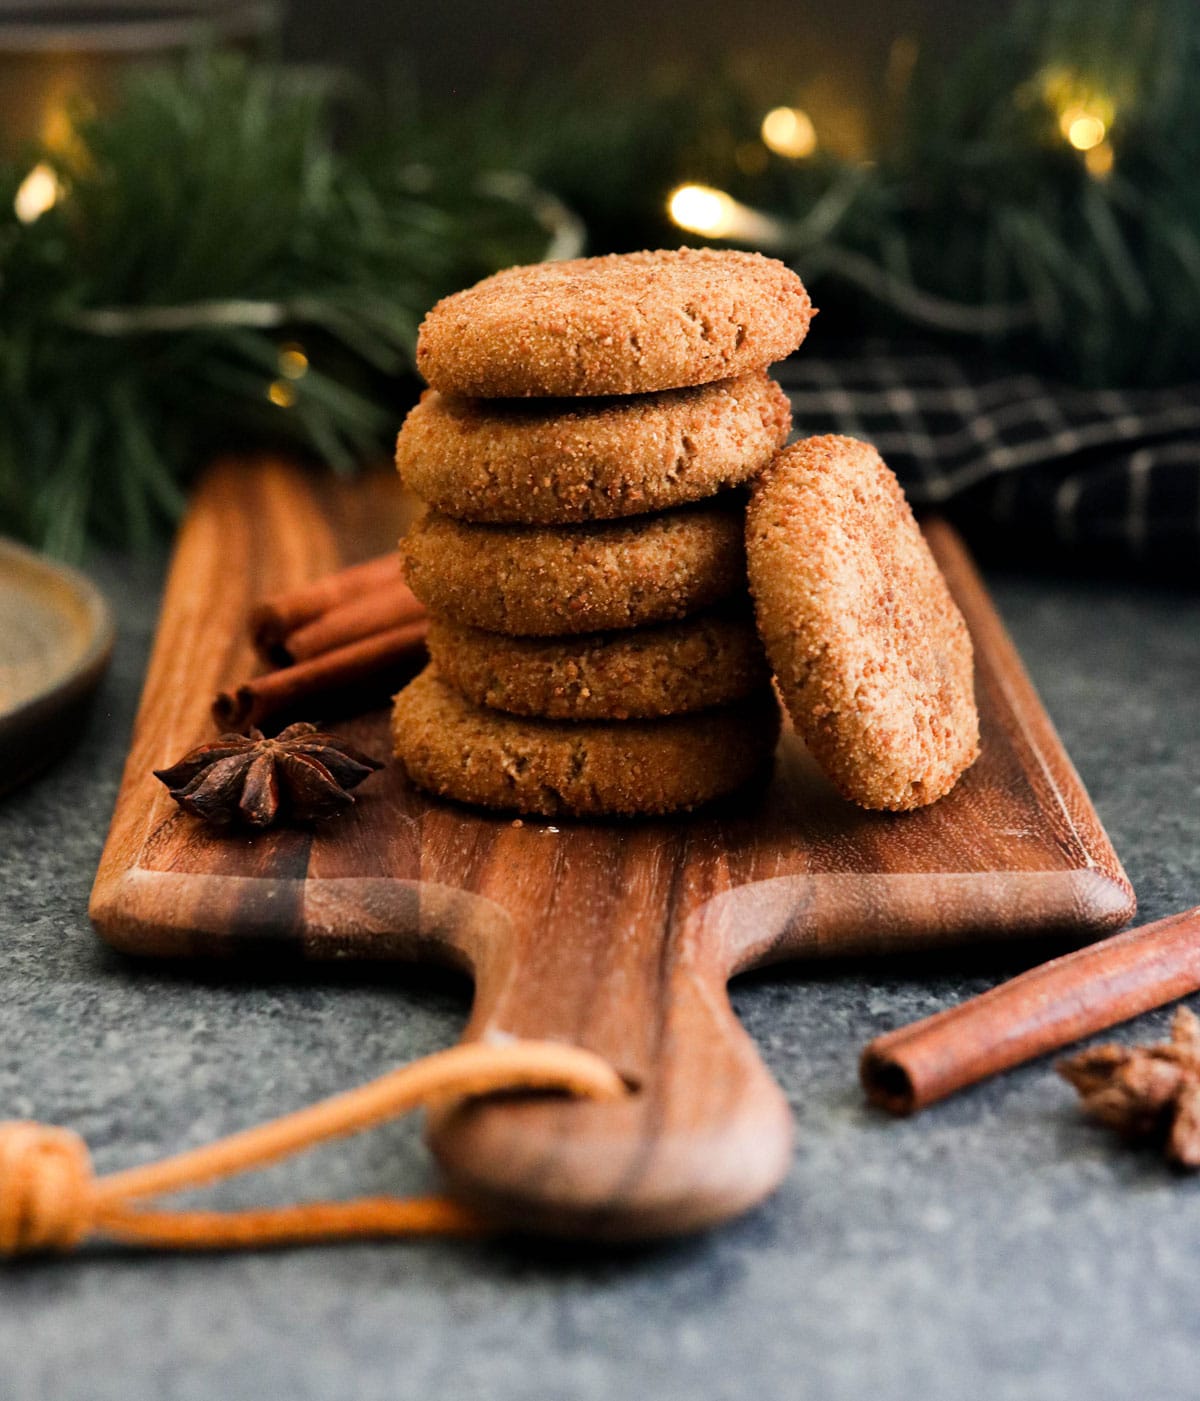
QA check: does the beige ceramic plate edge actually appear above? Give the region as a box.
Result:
[0,537,115,795]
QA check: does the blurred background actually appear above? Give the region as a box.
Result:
[283,0,1003,153]
[1,0,1196,576]
[1,0,1013,153]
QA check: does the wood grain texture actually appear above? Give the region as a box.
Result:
[0,537,114,795]
[89,458,1135,1239]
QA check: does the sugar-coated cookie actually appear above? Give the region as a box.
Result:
[427,605,768,720]
[401,500,747,637]
[395,373,791,524]
[392,667,780,817]
[745,435,978,811]
[416,249,814,398]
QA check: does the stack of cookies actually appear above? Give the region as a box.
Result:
[392,248,815,818]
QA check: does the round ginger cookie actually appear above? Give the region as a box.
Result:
[415,248,814,398]
[395,373,791,524]
[401,499,747,637]
[426,606,769,720]
[392,667,780,818]
[745,435,979,811]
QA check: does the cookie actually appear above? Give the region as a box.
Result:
[401,500,746,636]
[395,373,791,524]
[745,435,979,811]
[392,667,780,817]
[426,605,768,720]
[415,248,814,398]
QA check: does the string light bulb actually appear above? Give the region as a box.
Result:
[1037,67,1116,155]
[267,380,296,408]
[278,344,309,379]
[1061,107,1107,151]
[667,184,788,248]
[760,106,817,159]
[669,184,739,237]
[14,163,62,224]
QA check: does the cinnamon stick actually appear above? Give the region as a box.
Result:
[215,620,427,732]
[283,582,426,663]
[250,555,405,659]
[860,906,1200,1116]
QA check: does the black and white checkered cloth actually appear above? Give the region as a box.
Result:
[775,340,1200,583]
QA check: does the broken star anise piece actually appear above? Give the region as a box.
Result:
[153,722,383,828]
[1059,1006,1200,1168]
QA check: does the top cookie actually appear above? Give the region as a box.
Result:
[745,435,979,811]
[416,248,814,398]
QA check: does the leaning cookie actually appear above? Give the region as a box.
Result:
[426,606,769,720]
[745,435,979,811]
[416,248,814,398]
[396,373,791,524]
[402,500,747,637]
[392,668,780,818]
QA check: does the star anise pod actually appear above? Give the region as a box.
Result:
[1059,1007,1200,1168]
[153,723,383,828]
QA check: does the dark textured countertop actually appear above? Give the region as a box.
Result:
[2,548,1197,1401]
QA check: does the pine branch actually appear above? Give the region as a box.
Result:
[0,54,566,556]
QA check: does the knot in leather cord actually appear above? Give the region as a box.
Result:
[0,1122,94,1256]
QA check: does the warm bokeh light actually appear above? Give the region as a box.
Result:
[278,344,309,379]
[1061,108,1107,151]
[1085,140,1115,180]
[267,379,296,407]
[760,106,817,159]
[13,163,62,224]
[669,184,740,237]
[1038,68,1116,155]
[42,107,77,155]
[667,184,787,247]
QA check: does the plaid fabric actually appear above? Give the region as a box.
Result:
[775,340,1200,582]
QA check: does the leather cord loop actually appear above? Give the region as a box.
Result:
[0,1041,625,1257]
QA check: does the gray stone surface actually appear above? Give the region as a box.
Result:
[1,550,1197,1401]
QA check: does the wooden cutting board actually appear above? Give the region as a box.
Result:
[90,458,1134,1240]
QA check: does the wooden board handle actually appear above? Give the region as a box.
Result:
[420,820,793,1238]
